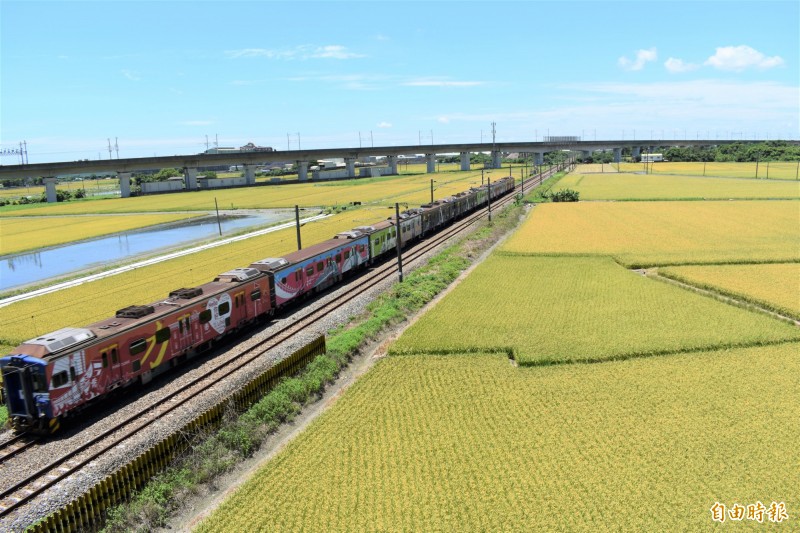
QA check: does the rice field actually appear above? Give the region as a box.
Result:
[0,213,201,255]
[0,207,387,347]
[194,160,797,531]
[615,161,800,180]
[0,168,505,217]
[501,200,800,267]
[659,263,800,320]
[553,171,800,200]
[196,344,800,532]
[389,255,800,364]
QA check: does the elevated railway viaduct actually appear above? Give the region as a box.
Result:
[0,139,792,202]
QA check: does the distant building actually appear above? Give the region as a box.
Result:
[203,142,274,154]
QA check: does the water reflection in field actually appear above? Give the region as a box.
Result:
[1,212,291,291]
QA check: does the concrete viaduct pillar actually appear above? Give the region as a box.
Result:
[345,157,356,178]
[491,151,502,169]
[613,148,622,163]
[460,152,471,171]
[426,153,436,173]
[118,172,131,198]
[243,164,256,185]
[297,161,309,181]
[183,167,198,190]
[43,177,57,203]
[387,155,398,175]
[533,152,544,166]
[631,147,641,160]
[581,150,592,162]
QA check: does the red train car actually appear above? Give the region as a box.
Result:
[1,267,271,431]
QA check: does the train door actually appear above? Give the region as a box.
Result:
[233,290,247,325]
[251,284,263,317]
[191,312,202,344]
[171,314,192,354]
[100,344,123,390]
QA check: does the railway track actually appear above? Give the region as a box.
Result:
[0,170,558,522]
[0,434,39,464]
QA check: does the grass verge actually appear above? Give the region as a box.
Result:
[98,194,528,532]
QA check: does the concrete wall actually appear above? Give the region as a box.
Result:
[198,177,248,189]
[359,166,392,177]
[142,181,184,194]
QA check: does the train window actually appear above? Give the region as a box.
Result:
[317,262,323,272]
[132,360,141,372]
[306,266,314,276]
[344,250,350,259]
[295,270,302,281]
[70,367,76,382]
[155,327,170,343]
[281,277,287,284]
[130,338,147,355]
[112,348,118,364]
[251,289,261,301]
[199,309,212,324]
[218,302,230,315]
[184,318,190,331]
[52,371,69,388]
[32,372,47,392]
[102,353,108,369]
[179,320,184,333]
[335,254,341,262]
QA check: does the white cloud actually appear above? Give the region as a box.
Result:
[704,45,784,71]
[226,45,364,60]
[618,48,657,71]
[377,121,392,128]
[121,69,140,81]
[310,45,363,59]
[437,116,450,124]
[404,79,484,87]
[664,58,699,73]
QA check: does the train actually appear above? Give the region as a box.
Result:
[0,177,516,434]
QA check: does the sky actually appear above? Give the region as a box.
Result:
[1,0,798,164]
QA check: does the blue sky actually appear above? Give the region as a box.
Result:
[1,1,798,163]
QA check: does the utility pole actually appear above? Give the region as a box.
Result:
[107,138,113,159]
[487,176,492,222]
[430,179,434,203]
[297,133,301,151]
[395,203,404,282]
[287,133,290,151]
[115,137,119,159]
[295,205,302,250]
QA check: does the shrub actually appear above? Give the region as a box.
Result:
[549,188,580,202]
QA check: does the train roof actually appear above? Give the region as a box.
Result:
[14,271,266,360]
[251,234,368,273]
[20,327,96,358]
[353,220,394,234]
